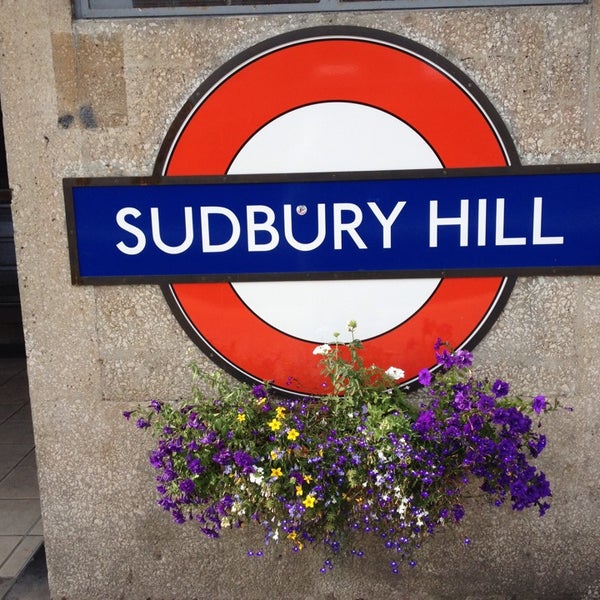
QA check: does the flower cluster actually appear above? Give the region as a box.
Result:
[125,323,565,574]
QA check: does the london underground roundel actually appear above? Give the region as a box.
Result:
[155,26,518,396]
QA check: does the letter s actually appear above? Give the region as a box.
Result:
[116,207,146,255]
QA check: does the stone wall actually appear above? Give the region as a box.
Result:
[0,0,599,597]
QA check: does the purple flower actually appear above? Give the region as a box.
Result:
[435,347,473,370]
[161,468,177,482]
[149,450,164,469]
[158,496,176,511]
[452,505,465,522]
[122,411,132,420]
[532,395,547,415]
[136,418,150,429]
[453,387,471,411]
[475,437,496,457]
[233,450,255,475]
[492,379,510,398]
[186,456,205,475]
[528,434,547,458]
[453,349,473,368]
[477,394,495,412]
[538,502,551,516]
[445,425,461,438]
[497,438,518,462]
[179,478,195,495]
[418,368,432,386]
[252,384,267,399]
[509,479,528,499]
[212,448,233,466]
[149,399,162,412]
[166,437,183,454]
[200,431,218,445]
[510,472,551,512]
[493,407,531,435]
[187,412,202,429]
[468,413,484,431]
[200,527,219,539]
[289,470,304,485]
[172,509,186,524]
[436,349,454,370]
[215,495,234,516]
[413,410,436,434]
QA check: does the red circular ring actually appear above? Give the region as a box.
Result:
[158,28,517,395]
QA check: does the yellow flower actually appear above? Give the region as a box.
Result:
[302,495,316,508]
[304,474,312,483]
[268,418,282,431]
[287,532,297,541]
[295,485,303,496]
[237,413,246,422]
[271,468,283,478]
[270,449,280,461]
[275,406,286,419]
[287,428,300,441]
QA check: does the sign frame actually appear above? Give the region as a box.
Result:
[65,162,600,286]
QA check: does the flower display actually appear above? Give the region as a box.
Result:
[125,323,566,574]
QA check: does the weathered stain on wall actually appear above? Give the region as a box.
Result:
[52,32,127,130]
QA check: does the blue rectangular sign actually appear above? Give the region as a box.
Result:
[64,165,600,283]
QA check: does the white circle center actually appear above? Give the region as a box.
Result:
[228,102,442,342]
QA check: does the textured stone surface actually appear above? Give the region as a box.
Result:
[1,0,600,598]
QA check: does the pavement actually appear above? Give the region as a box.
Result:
[1,545,49,600]
[0,354,50,600]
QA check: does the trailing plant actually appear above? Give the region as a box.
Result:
[125,322,566,574]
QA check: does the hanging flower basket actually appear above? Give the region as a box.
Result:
[125,322,568,574]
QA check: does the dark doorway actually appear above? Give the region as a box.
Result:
[0,97,25,357]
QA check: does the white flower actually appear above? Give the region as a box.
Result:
[249,467,264,485]
[313,343,332,356]
[230,503,245,516]
[385,366,405,380]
